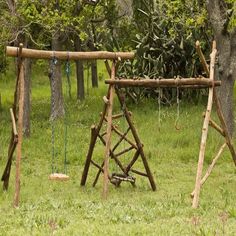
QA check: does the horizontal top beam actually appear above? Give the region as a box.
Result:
[105,78,221,88]
[6,46,135,60]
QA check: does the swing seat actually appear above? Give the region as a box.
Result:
[111,173,136,183]
[49,173,70,181]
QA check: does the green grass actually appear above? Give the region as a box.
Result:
[0,62,236,235]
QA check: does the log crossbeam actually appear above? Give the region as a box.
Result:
[6,46,135,61]
[105,78,221,88]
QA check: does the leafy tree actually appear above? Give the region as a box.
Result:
[206,0,236,136]
[121,0,210,102]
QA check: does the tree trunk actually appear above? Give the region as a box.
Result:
[49,33,64,119]
[74,36,85,100]
[91,60,98,87]
[206,1,236,136]
[23,57,31,137]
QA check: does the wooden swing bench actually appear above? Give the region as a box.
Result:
[48,173,70,181]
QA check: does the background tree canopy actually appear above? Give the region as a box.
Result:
[0,0,235,131]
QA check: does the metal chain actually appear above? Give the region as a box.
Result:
[63,57,71,174]
[158,79,161,131]
[121,90,126,174]
[50,54,58,173]
[175,80,180,130]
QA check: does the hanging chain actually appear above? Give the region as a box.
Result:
[175,76,180,130]
[158,79,161,132]
[51,54,58,173]
[121,90,127,174]
[63,55,71,174]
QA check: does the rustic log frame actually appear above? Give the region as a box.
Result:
[3,46,136,205]
[191,41,236,208]
[80,60,157,198]
[2,43,235,208]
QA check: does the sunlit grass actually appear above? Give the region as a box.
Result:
[0,62,236,235]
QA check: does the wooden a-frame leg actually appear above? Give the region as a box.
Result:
[14,44,24,207]
[213,90,236,165]
[116,89,156,191]
[80,125,98,186]
[81,74,115,186]
[192,42,217,208]
[102,61,116,200]
[191,142,226,197]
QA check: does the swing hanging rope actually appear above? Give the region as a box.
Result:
[158,78,161,131]
[175,76,181,130]
[49,53,70,181]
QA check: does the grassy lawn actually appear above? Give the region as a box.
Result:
[0,62,236,235]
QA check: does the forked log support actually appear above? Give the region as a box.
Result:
[191,143,227,198]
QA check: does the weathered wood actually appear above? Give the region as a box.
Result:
[111,112,132,120]
[91,160,104,172]
[112,125,137,149]
[125,150,140,174]
[1,45,23,191]
[130,169,148,177]
[214,90,236,166]
[111,127,131,152]
[103,96,109,104]
[93,161,104,187]
[191,143,226,197]
[116,89,156,191]
[196,41,210,75]
[97,134,126,173]
[14,43,24,207]
[192,42,217,209]
[49,173,70,181]
[114,146,134,158]
[80,125,97,186]
[1,141,17,190]
[202,112,225,136]
[6,46,135,60]
[10,108,18,136]
[105,78,221,88]
[81,67,114,187]
[102,61,116,200]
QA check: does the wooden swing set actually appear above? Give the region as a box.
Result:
[1,41,235,208]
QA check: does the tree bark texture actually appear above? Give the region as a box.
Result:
[91,60,98,87]
[49,33,64,119]
[74,36,85,100]
[206,0,236,136]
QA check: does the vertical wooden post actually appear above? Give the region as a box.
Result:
[192,41,217,208]
[14,43,24,207]
[102,60,115,200]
